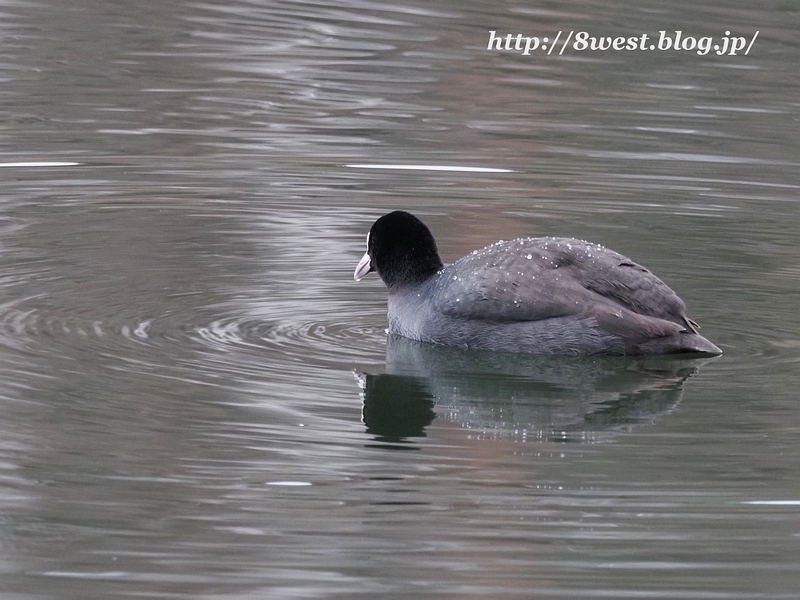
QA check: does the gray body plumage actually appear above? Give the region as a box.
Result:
[386,237,719,356]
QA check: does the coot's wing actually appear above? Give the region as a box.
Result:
[431,238,694,333]
[430,239,588,322]
[557,239,696,331]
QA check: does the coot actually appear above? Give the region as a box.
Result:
[354,211,721,356]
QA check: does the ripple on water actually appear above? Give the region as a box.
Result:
[0,295,388,387]
[192,313,387,366]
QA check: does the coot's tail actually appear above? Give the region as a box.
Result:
[638,332,722,356]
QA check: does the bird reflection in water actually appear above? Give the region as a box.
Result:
[357,335,717,447]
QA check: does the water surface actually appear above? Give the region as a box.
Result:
[1,0,799,598]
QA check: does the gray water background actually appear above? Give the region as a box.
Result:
[1,0,799,598]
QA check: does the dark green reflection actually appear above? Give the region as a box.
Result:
[360,335,717,444]
[361,374,436,444]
